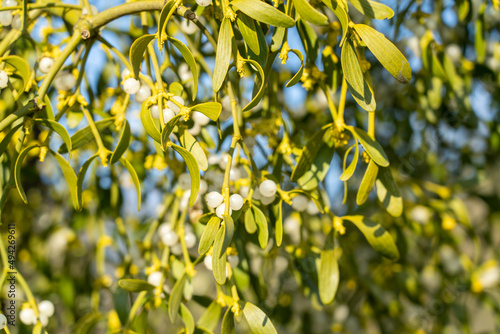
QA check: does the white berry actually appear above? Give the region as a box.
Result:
[0,314,6,330]
[135,85,151,102]
[121,68,130,79]
[54,71,76,91]
[147,271,163,287]
[81,4,98,16]
[167,96,184,113]
[123,77,140,94]
[291,194,308,212]
[239,186,249,198]
[178,63,193,82]
[157,222,172,238]
[199,180,208,195]
[180,19,198,35]
[163,108,176,124]
[38,300,55,317]
[39,57,55,74]
[216,203,232,219]
[192,111,210,126]
[188,123,201,136]
[161,230,179,246]
[206,191,223,208]
[170,243,183,255]
[184,232,197,249]
[204,254,213,270]
[11,14,21,29]
[229,194,244,211]
[19,308,37,325]
[178,173,191,190]
[0,11,13,27]
[0,70,8,89]
[3,0,19,6]
[150,105,159,119]
[228,255,239,267]
[260,194,275,206]
[259,180,277,197]
[307,200,319,215]
[196,0,212,6]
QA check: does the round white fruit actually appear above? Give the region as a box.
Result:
[54,71,76,91]
[206,191,223,208]
[135,85,151,102]
[306,200,319,215]
[291,195,308,212]
[199,179,208,195]
[0,313,6,330]
[260,194,275,206]
[123,77,140,94]
[3,0,19,6]
[195,0,212,6]
[81,4,98,16]
[167,96,184,113]
[11,14,21,29]
[19,308,37,325]
[161,230,179,246]
[178,173,191,191]
[121,68,130,79]
[184,232,197,249]
[157,222,172,238]
[180,19,198,35]
[204,254,213,270]
[192,111,210,126]
[163,108,176,124]
[188,123,201,136]
[215,203,232,219]
[259,180,277,197]
[0,70,8,89]
[39,57,55,74]
[147,271,163,287]
[229,194,244,211]
[150,105,159,119]
[170,243,183,255]
[38,300,55,317]
[0,11,13,27]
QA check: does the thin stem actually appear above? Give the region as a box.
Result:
[0,101,35,132]
[368,111,375,139]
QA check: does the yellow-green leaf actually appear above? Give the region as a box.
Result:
[340,141,359,181]
[180,303,195,334]
[171,144,200,206]
[168,37,199,99]
[341,37,376,111]
[58,118,115,154]
[319,230,339,305]
[356,159,379,205]
[297,136,335,191]
[140,102,162,143]
[242,302,277,334]
[221,308,235,334]
[1,55,31,94]
[198,216,221,255]
[118,279,155,292]
[190,102,222,121]
[50,149,79,210]
[348,126,389,167]
[34,119,72,161]
[291,126,330,182]
[179,128,208,171]
[348,0,394,19]
[220,214,234,258]
[244,207,258,234]
[110,120,131,164]
[241,59,265,112]
[322,0,349,45]
[213,18,233,93]
[343,215,399,260]
[286,49,304,88]
[0,123,22,157]
[253,206,269,249]
[231,0,295,28]
[129,34,156,78]
[197,300,222,331]
[376,167,403,217]
[212,226,227,285]
[169,274,187,323]
[354,24,411,84]
[274,200,283,246]
[14,145,40,203]
[293,0,329,25]
[161,113,183,151]
[77,154,99,210]
[237,12,261,55]
[119,157,142,211]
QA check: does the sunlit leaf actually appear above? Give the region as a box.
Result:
[169,274,187,323]
[231,0,295,28]
[77,153,99,210]
[293,0,329,26]
[242,302,277,334]
[286,49,304,88]
[34,119,72,161]
[50,149,79,210]
[348,126,389,167]
[319,230,339,305]
[0,123,22,157]
[220,214,234,258]
[212,225,227,285]
[199,216,221,255]
[356,159,379,205]
[119,157,142,211]
[197,300,222,331]
[180,128,208,171]
[340,141,359,181]
[221,308,235,334]
[129,34,156,78]
[213,18,233,93]
[168,36,199,99]
[190,102,222,121]
[59,118,115,154]
[237,12,260,55]
[253,206,269,249]
[1,55,31,94]
[348,0,394,19]
[14,145,40,204]
[171,144,200,206]
[110,119,130,164]
[180,303,195,334]
[161,114,183,151]
[118,279,155,292]
[376,167,403,217]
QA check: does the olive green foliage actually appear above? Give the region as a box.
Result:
[0,0,500,333]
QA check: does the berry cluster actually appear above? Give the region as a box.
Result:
[19,300,54,326]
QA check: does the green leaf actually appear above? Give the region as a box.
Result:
[213,18,233,93]
[237,12,260,55]
[246,22,268,69]
[231,0,295,28]
[169,82,184,97]
[171,144,200,206]
[140,101,162,144]
[274,200,283,247]
[118,279,155,292]
[253,206,269,249]
[271,26,286,52]
[77,153,99,209]
[348,0,394,19]
[50,149,79,210]
[354,24,411,84]
[319,230,339,305]
[199,216,221,255]
[0,123,22,157]
[190,102,222,121]
[1,55,31,94]
[244,208,258,234]
[322,0,349,45]
[348,126,389,167]
[197,300,222,331]
[220,214,234,258]
[119,157,142,211]
[285,49,304,88]
[376,167,403,217]
[180,303,195,334]
[356,159,379,205]
[296,18,319,62]
[242,302,277,334]
[158,0,177,46]
[129,34,156,78]
[340,141,359,181]
[343,215,399,260]
[168,37,199,99]
[341,37,376,111]
[475,4,486,64]
[297,137,335,191]
[110,120,131,164]
[241,59,265,112]
[180,128,208,172]
[212,226,227,285]
[221,308,235,334]
[169,274,187,323]
[14,145,40,203]
[291,126,330,182]
[162,113,183,151]
[58,118,115,154]
[293,0,329,25]
[33,119,72,161]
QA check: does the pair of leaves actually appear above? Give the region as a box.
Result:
[244,206,269,249]
[343,215,399,260]
[345,126,389,167]
[231,0,295,28]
